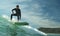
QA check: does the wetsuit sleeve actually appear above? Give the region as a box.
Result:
[12,8,15,14]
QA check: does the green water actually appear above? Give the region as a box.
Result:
[0,17,46,36]
[1,17,60,36]
[47,33,60,36]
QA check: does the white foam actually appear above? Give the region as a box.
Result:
[23,26,47,36]
[2,15,17,22]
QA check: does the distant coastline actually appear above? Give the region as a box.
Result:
[38,27,60,33]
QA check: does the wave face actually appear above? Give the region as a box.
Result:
[0,17,46,36]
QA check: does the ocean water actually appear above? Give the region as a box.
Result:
[0,17,47,36]
[47,33,60,36]
[0,16,60,36]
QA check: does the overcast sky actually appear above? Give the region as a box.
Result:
[0,0,60,28]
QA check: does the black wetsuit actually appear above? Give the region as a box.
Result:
[11,8,21,21]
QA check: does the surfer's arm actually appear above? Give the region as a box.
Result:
[12,8,15,14]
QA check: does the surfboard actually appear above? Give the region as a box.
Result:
[14,22,29,25]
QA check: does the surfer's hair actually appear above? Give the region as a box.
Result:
[16,5,19,7]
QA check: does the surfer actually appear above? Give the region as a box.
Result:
[11,5,21,21]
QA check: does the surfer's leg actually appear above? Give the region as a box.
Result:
[20,15,21,20]
[11,14,16,20]
[11,14,13,20]
[17,16,19,21]
[19,14,21,20]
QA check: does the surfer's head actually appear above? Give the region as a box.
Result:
[16,5,19,9]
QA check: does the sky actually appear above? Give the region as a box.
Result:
[0,0,60,28]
